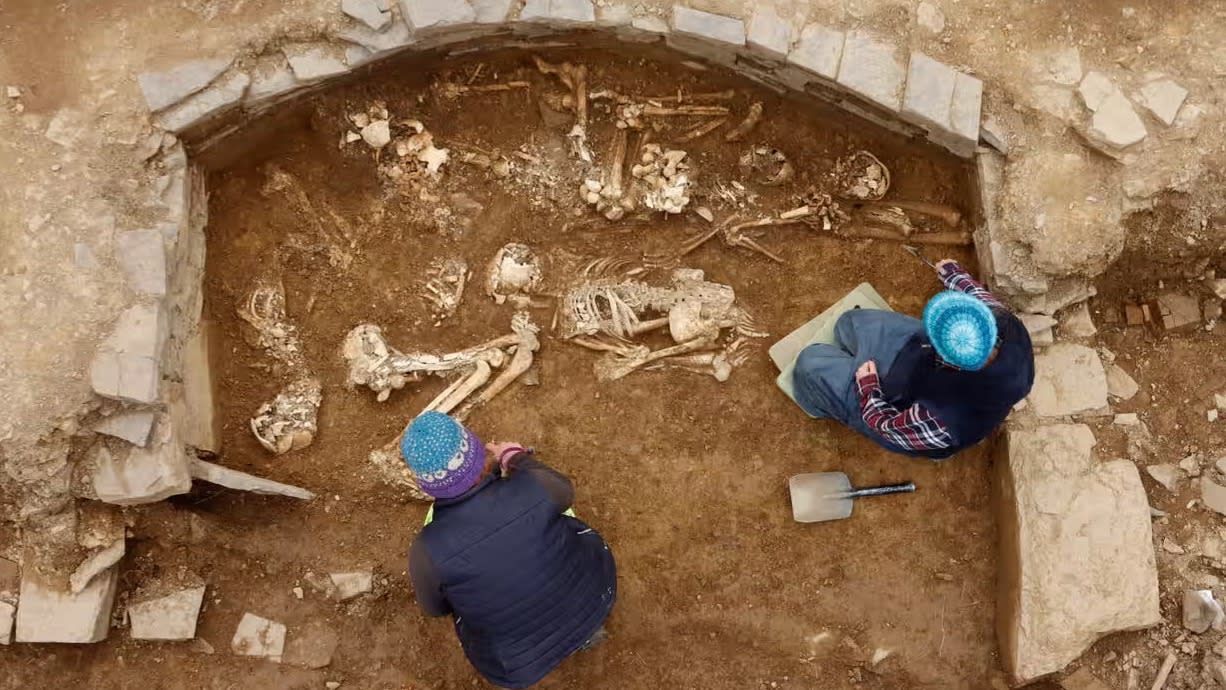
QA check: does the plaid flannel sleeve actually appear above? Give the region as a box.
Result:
[940,262,1005,310]
[855,373,954,452]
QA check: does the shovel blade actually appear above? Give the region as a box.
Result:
[789,472,854,523]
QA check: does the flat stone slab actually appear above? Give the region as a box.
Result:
[400,0,476,32]
[156,72,251,133]
[836,31,904,111]
[671,6,745,45]
[1137,78,1187,126]
[997,424,1160,684]
[138,58,232,111]
[15,569,119,643]
[283,44,351,82]
[90,303,167,404]
[129,585,207,640]
[1028,344,1109,417]
[0,600,13,645]
[1105,364,1139,400]
[94,409,157,447]
[190,458,315,500]
[788,23,843,80]
[1086,91,1147,152]
[341,0,391,30]
[329,570,373,600]
[115,229,168,296]
[93,426,193,505]
[232,612,286,662]
[746,5,792,59]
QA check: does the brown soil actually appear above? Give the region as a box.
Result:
[4,45,998,689]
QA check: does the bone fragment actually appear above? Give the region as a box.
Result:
[841,227,972,245]
[1150,652,1176,690]
[645,352,733,381]
[725,102,763,142]
[250,377,322,455]
[456,313,541,419]
[594,336,718,381]
[675,118,727,143]
[642,105,729,117]
[426,360,492,414]
[862,200,962,228]
[533,56,591,162]
[438,81,530,98]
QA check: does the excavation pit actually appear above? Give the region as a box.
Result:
[183,40,998,687]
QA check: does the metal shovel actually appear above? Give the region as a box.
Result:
[789,472,916,523]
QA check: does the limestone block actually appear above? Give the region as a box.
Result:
[336,21,413,55]
[329,570,373,600]
[156,72,250,132]
[283,44,351,82]
[232,612,287,662]
[1057,302,1096,338]
[595,2,630,26]
[93,424,192,505]
[0,600,13,645]
[1085,91,1147,153]
[15,569,119,643]
[1104,364,1139,400]
[902,53,955,130]
[1156,293,1200,330]
[948,73,983,147]
[630,16,668,35]
[902,53,981,157]
[997,424,1160,684]
[116,229,167,297]
[138,58,233,111]
[246,56,301,105]
[129,585,207,640]
[836,31,904,111]
[787,23,843,80]
[1028,344,1109,417]
[472,0,514,23]
[746,5,793,60]
[341,0,391,30]
[1077,71,1114,112]
[175,323,220,453]
[90,303,167,404]
[520,0,595,25]
[69,539,125,594]
[400,0,476,32]
[190,458,315,500]
[671,6,745,45]
[1137,78,1187,126]
[94,409,157,447]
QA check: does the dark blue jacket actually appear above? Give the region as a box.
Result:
[882,309,1034,459]
[418,468,617,688]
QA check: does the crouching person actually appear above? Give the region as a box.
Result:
[402,411,617,689]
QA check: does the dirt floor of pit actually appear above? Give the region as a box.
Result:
[4,46,1001,689]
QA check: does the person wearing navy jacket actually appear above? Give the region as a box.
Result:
[793,259,1034,460]
[402,411,616,688]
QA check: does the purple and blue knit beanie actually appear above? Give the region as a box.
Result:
[400,411,487,499]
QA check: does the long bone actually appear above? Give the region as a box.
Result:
[593,335,720,381]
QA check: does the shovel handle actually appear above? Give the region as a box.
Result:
[844,482,916,499]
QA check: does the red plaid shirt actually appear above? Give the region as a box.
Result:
[854,263,999,452]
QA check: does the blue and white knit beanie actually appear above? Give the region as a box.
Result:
[400,411,487,499]
[923,291,998,371]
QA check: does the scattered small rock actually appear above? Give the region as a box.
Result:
[1114,413,1140,426]
[6,86,20,99]
[1202,477,1226,516]
[1061,666,1111,690]
[284,620,339,669]
[188,637,215,654]
[1215,457,1226,475]
[293,586,304,600]
[1210,409,1220,423]
[1182,590,1224,633]
[1215,393,1226,411]
[129,585,207,640]
[1147,464,1180,492]
[329,570,373,601]
[1180,455,1202,477]
[1156,293,1201,331]
[231,613,286,663]
[1162,538,1184,554]
[326,682,342,690]
[1077,71,1115,112]
[1085,91,1147,153]
[870,648,892,666]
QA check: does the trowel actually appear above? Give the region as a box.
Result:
[788,472,916,523]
